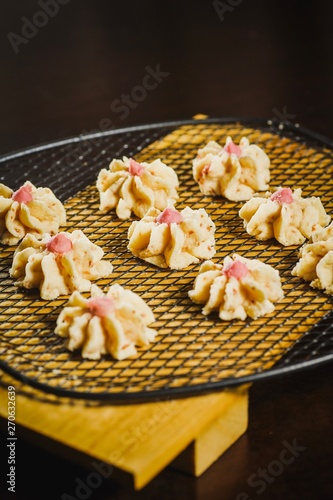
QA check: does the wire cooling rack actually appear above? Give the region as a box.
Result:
[0,117,332,402]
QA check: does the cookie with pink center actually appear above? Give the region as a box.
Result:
[192,136,270,201]
[239,187,331,246]
[10,230,113,300]
[0,180,66,245]
[189,254,284,320]
[96,156,179,219]
[55,284,157,360]
[127,205,216,269]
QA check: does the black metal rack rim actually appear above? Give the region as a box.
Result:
[1,116,333,164]
[1,350,333,404]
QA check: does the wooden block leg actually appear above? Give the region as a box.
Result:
[171,388,248,477]
[0,376,249,490]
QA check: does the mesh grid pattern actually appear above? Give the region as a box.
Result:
[0,119,332,402]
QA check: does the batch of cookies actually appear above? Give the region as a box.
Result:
[0,134,332,362]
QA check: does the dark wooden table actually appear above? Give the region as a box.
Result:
[1,1,333,498]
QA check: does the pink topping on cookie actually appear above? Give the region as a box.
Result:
[46,233,72,254]
[87,297,115,317]
[200,164,211,176]
[12,185,33,204]
[223,260,249,280]
[156,207,183,225]
[224,141,242,157]
[270,188,293,204]
[129,159,145,176]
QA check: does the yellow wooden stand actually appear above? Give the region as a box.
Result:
[0,121,331,490]
[0,379,248,490]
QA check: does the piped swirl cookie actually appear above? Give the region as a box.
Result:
[127,206,216,269]
[189,254,284,320]
[292,221,333,294]
[10,230,113,300]
[239,187,330,246]
[55,284,157,360]
[0,181,66,245]
[192,136,270,201]
[96,156,179,219]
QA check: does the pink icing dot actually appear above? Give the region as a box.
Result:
[156,207,183,225]
[201,164,211,176]
[224,141,242,157]
[46,233,72,254]
[87,297,115,317]
[270,188,293,204]
[223,260,249,280]
[12,185,33,204]
[129,159,145,176]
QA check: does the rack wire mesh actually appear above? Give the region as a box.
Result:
[0,118,332,402]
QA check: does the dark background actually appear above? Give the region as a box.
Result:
[1,1,333,499]
[1,0,333,156]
